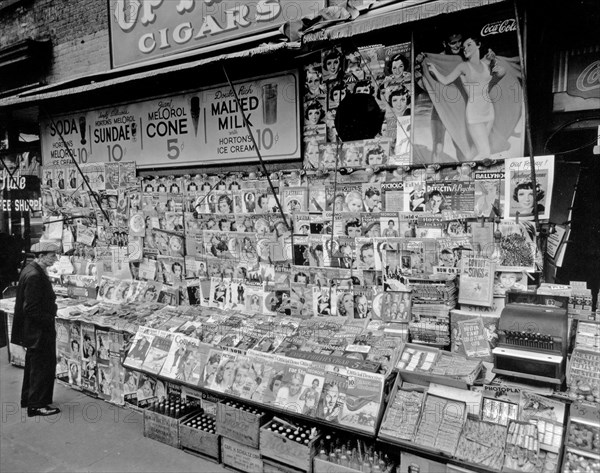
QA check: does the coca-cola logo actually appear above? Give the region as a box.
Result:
[576,60,600,92]
[481,19,517,37]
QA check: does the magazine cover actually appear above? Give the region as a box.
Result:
[293,212,310,235]
[425,181,475,214]
[340,141,364,168]
[97,361,112,400]
[493,270,528,295]
[315,369,348,425]
[474,168,505,218]
[378,212,399,237]
[81,323,97,360]
[210,351,238,393]
[400,239,439,275]
[360,212,380,238]
[380,291,412,322]
[251,353,285,405]
[356,238,377,271]
[504,155,555,221]
[436,236,473,271]
[141,330,173,375]
[312,286,334,317]
[363,139,391,169]
[136,373,157,405]
[81,358,98,394]
[290,284,313,318]
[450,310,499,362]
[493,221,537,271]
[353,286,374,319]
[273,360,309,413]
[339,369,385,433]
[334,287,354,318]
[307,234,326,268]
[199,349,222,387]
[160,335,203,384]
[415,215,444,238]
[307,212,325,236]
[299,364,326,417]
[68,359,82,387]
[403,180,427,213]
[226,355,260,399]
[519,391,566,423]
[458,257,495,307]
[123,326,155,369]
[380,182,404,213]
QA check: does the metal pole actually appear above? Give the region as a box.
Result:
[513,0,540,231]
[222,66,290,230]
[41,107,110,222]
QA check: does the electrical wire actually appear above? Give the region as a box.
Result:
[543,116,600,155]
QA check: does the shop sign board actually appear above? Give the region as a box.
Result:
[108,0,325,68]
[40,70,300,169]
[553,46,600,112]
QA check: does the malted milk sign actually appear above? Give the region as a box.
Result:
[109,0,324,68]
[40,71,300,168]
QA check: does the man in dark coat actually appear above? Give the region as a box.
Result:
[11,242,61,417]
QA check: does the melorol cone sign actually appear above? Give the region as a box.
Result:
[109,0,324,68]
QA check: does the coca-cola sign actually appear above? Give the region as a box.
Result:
[576,60,600,93]
[567,51,600,100]
[481,18,517,37]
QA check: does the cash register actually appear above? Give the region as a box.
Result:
[492,300,568,385]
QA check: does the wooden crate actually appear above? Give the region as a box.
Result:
[179,414,220,461]
[313,458,362,473]
[142,409,195,448]
[221,437,263,473]
[264,458,308,473]
[260,419,321,473]
[216,401,268,448]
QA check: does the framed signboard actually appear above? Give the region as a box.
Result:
[108,0,324,68]
[40,70,301,169]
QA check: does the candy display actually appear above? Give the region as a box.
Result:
[454,419,507,471]
[561,448,600,473]
[566,419,599,453]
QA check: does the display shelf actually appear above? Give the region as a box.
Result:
[122,356,394,439]
[378,437,501,473]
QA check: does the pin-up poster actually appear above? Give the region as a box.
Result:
[414,11,524,163]
[40,71,300,169]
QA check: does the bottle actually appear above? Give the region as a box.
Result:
[317,449,328,461]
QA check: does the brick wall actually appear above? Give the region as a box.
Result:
[0,0,111,86]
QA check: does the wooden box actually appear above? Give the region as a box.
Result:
[260,418,321,473]
[264,458,309,473]
[221,437,263,473]
[216,401,268,448]
[179,413,220,461]
[142,409,195,448]
[313,458,362,473]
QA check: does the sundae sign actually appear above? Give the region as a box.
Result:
[109,0,324,68]
[40,71,300,168]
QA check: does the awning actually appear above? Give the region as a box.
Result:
[302,0,506,44]
[0,41,299,110]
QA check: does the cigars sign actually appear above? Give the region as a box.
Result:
[40,71,300,169]
[109,0,324,68]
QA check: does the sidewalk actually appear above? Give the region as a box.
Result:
[0,347,228,472]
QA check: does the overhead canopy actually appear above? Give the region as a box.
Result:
[302,0,506,44]
[0,41,299,110]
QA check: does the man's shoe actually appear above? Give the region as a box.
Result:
[27,406,61,417]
